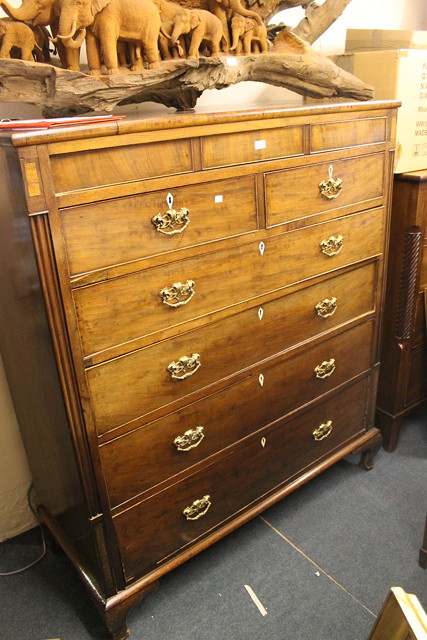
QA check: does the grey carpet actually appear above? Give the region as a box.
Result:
[0,405,426,640]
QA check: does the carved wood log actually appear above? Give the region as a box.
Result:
[0,52,373,116]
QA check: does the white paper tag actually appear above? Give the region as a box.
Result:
[254,139,267,150]
[226,57,238,66]
[214,195,223,203]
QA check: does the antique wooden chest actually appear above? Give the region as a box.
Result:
[0,101,398,638]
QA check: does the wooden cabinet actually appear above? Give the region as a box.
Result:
[0,101,398,639]
[376,171,427,451]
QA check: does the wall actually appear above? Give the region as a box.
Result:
[0,0,425,541]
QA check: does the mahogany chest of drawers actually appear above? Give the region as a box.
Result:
[377,170,427,451]
[0,101,398,639]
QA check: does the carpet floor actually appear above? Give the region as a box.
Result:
[1,405,426,640]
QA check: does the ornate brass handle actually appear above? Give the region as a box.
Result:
[174,426,205,452]
[315,297,338,318]
[319,165,342,199]
[314,358,336,379]
[183,495,211,520]
[167,353,201,380]
[320,235,343,257]
[313,420,333,441]
[159,280,195,307]
[152,193,190,235]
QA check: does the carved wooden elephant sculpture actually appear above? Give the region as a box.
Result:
[0,0,77,68]
[230,14,268,54]
[206,0,263,51]
[169,8,222,60]
[0,17,39,60]
[55,0,161,74]
[153,0,188,59]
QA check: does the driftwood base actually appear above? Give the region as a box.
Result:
[0,52,373,116]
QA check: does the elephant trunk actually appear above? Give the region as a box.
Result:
[0,0,38,22]
[230,30,241,51]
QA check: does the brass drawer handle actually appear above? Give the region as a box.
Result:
[320,235,343,257]
[152,193,190,235]
[313,420,333,441]
[159,280,195,307]
[167,353,201,380]
[315,297,337,318]
[174,426,205,451]
[314,358,336,379]
[183,494,211,520]
[319,165,342,199]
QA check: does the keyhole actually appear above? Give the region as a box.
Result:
[258,308,264,321]
[259,373,264,387]
[261,437,266,448]
[166,192,174,208]
[259,241,265,256]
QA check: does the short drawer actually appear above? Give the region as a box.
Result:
[90,314,373,438]
[49,138,193,195]
[310,116,387,153]
[201,126,303,169]
[61,175,258,277]
[113,377,369,581]
[100,321,374,506]
[74,209,384,360]
[265,153,385,227]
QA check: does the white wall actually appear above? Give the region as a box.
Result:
[0,0,425,540]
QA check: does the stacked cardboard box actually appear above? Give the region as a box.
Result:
[334,30,427,173]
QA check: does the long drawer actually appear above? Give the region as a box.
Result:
[91,314,373,438]
[60,175,258,276]
[113,377,369,581]
[100,320,374,506]
[74,209,384,361]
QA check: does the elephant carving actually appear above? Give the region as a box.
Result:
[153,0,188,59]
[206,0,263,51]
[230,14,268,54]
[0,18,40,60]
[169,7,222,60]
[55,0,161,74]
[0,0,78,68]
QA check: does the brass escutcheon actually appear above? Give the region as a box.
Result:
[313,420,333,441]
[174,426,205,452]
[314,358,336,379]
[319,165,342,200]
[315,297,338,318]
[320,235,343,257]
[183,495,211,520]
[167,353,201,380]
[159,280,195,307]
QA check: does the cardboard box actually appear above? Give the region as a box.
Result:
[334,50,427,173]
[346,29,427,52]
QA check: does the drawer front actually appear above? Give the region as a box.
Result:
[113,377,369,581]
[91,315,373,438]
[49,138,193,194]
[201,126,303,169]
[406,344,427,406]
[75,209,383,360]
[310,117,387,153]
[420,245,427,289]
[61,176,258,276]
[100,321,374,506]
[265,154,384,227]
[413,294,427,346]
